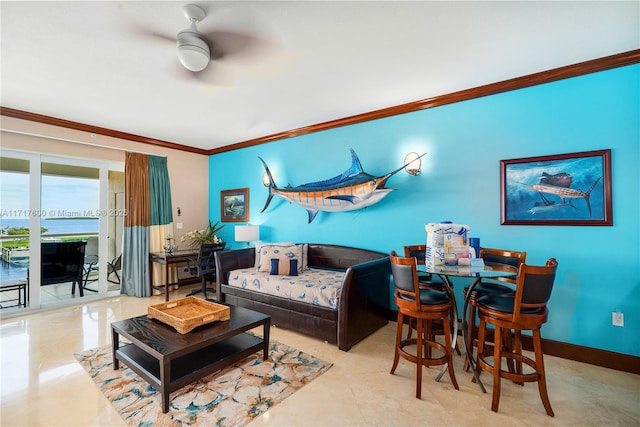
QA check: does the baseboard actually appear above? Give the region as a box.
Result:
[520,335,640,375]
[387,309,640,375]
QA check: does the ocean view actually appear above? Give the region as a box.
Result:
[1,218,99,235]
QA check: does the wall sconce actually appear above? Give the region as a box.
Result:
[404,152,422,176]
[235,225,260,246]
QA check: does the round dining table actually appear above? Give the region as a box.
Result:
[425,263,518,392]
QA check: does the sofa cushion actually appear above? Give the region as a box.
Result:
[227,267,344,309]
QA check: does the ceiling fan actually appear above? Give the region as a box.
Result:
[128,3,278,83]
[177,4,212,72]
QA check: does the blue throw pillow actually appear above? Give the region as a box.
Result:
[270,258,299,276]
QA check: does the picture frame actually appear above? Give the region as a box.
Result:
[501,149,612,226]
[220,188,249,222]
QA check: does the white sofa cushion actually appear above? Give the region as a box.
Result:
[227,267,344,309]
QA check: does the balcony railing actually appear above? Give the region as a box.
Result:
[1,232,98,265]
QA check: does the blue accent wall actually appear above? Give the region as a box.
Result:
[210,64,639,357]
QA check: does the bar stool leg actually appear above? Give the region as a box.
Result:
[474,319,487,382]
[390,311,404,375]
[533,329,554,417]
[442,315,459,390]
[491,325,503,413]
[416,317,424,399]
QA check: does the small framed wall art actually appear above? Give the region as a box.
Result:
[220,188,249,222]
[501,149,612,226]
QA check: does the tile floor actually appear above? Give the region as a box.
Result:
[1,285,638,426]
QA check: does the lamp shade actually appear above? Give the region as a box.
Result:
[235,225,260,242]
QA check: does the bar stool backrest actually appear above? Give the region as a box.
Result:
[479,247,527,285]
[513,258,558,320]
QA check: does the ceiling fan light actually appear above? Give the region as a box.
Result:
[177,45,209,71]
[177,31,210,72]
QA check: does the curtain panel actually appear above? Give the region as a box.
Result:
[148,156,175,288]
[121,153,173,297]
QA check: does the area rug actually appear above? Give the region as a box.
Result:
[74,339,332,427]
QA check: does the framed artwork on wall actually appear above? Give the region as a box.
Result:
[220,188,249,222]
[501,149,612,226]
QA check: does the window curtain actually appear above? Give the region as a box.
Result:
[121,153,173,297]
[148,155,174,289]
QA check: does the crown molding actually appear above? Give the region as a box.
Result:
[0,107,210,156]
[208,48,640,154]
[2,49,638,156]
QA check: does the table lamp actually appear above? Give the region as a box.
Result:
[234,225,260,247]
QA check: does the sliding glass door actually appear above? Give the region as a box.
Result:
[40,161,100,304]
[0,155,31,310]
[0,149,123,313]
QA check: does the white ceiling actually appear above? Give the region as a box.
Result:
[1,1,638,152]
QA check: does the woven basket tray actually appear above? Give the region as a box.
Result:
[148,296,231,334]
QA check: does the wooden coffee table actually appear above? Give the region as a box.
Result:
[111,305,270,413]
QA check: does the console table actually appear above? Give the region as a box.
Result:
[149,249,200,301]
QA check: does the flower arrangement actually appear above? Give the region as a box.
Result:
[181,221,226,249]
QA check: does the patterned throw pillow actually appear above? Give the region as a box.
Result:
[258,244,305,274]
[269,258,299,276]
[254,241,294,268]
[256,243,309,271]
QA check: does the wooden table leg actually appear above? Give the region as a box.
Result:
[112,329,120,370]
[263,318,271,361]
[160,357,171,413]
[164,262,170,301]
[149,257,154,297]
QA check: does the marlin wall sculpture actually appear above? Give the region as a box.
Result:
[260,149,425,223]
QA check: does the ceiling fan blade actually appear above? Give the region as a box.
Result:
[125,20,176,44]
[202,30,279,64]
[195,62,238,86]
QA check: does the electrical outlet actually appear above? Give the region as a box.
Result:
[612,311,624,327]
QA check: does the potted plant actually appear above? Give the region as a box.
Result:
[181,221,226,250]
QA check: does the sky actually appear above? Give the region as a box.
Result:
[0,172,100,219]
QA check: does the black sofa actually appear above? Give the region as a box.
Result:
[215,244,391,351]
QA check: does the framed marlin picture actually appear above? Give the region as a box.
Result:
[221,188,249,222]
[501,149,612,226]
